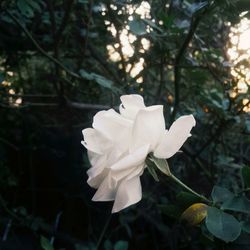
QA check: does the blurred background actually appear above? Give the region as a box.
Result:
[0,0,249,249]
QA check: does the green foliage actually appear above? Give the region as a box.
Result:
[147,155,171,176]
[129,19,147,36]
[241,166,250,188]
[146,158,160,182]
[222,196,250,214]
[241,221,250,234]
[40,236,54,250]
[211,186,234,204]
[205,207,241,242]
[0,0,249,249]
[114,241,128,250]
[79,69,119,93]
[103,240,128,250]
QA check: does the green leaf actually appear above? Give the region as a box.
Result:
[205,207,241,242]
[40,236,54,250]
[146,160,159,182]
[79,70,119,93]
[211,185,234,203]
[241,221,250,234]
[241,166,250,188]
[17,0,34,17]
[129,20,147,36]
[114,241,128,250]
[176,191,203,208]
[104,240,113,250]
[148,156,171,176]
[91,73,113,89]
[28,0,42,12]
[79,69,94,80]
[222,196,250,214]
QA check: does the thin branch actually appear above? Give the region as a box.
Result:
[237,99,250,114]
[171,15,203,121]
[5,9,81,80]
[68,101,116,110]
[154,56,165,103]
[0,137,19,151]
[82,0,93,53]
[45,0,60,94]
[0,101,115,110]
[54,0,74,48]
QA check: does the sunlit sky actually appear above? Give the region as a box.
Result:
[105,1,151,86]
[227,13,250,111]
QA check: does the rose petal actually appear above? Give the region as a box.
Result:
[87,155,108,188]
[109,144,149,186]
[112,176,142,213]
[154,115,196,159]
[93,109,132,153]
[82,128,112,154]
[92,175,116,201]
[93,109,131,138]
[130,105,165,152]
[119,94,145,120]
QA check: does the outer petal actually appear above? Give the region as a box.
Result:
[93,109,132,153]
[119,94,145,120]
[93,109,131,139]
[130,105,165,152]
[109,144,149,186]
[92,175,116,201]
[87,155,108,188]
[154,115,196,159]
[112,176,142,213]
[81,128,111,154]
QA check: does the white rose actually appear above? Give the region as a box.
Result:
[82,94,196,213]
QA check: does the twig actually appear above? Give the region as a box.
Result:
[0,137,19,151]
[50,211,63,245]
[69,101,116,110]
[169,173,210,203]
[5,9,81,80]
[96,215,112,250]
[45,0,60,94]
[2,219,12,241]
[237,99,250,114]
[154,56,165,104]
[0,101,116,110]
[54,0,74,48]
[171,15,203,121]
[82,0,93,53]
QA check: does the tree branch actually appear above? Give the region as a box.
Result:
[5,9,81,80]
[171,15,202,121]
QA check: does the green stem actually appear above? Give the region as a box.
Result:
[238,187,250,194]
[96,215,112,250]
[169,173,210,203]
[148,156,211,204]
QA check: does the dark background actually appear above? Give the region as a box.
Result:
[0,0,250,249]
